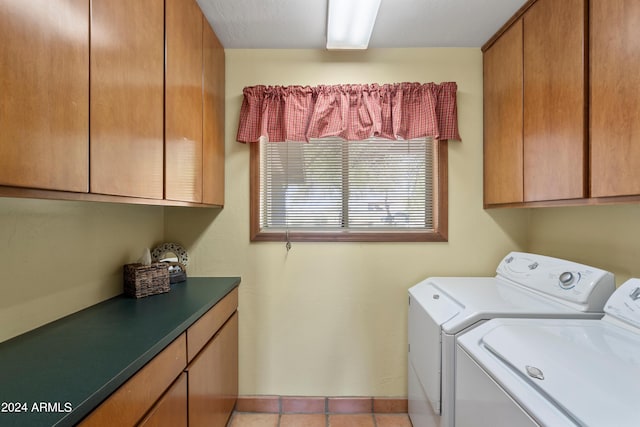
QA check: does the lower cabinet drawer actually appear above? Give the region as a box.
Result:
[187,288,238,362]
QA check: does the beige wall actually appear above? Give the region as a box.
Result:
[0,198,164,342]
[528,204,640,286]
[165,48,529,397]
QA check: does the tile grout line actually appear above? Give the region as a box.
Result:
[325,397,329,427]
[277,396,282,427]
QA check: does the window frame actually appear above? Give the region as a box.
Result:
[249,139,449,242]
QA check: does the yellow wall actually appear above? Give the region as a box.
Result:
[4,47,636,399]
[0,198,164,342]
[165,48,529,397]
[528,204,640,286]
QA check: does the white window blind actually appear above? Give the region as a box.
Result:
[259,138,434,232]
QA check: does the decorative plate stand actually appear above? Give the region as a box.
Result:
[151,242,189,266]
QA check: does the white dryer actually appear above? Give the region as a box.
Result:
[407,252,615,427]
[455,278,640,427]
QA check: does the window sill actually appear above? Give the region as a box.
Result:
[250,229,448,243]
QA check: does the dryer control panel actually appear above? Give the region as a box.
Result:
[496,252,615,311]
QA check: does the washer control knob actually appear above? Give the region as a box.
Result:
[559,272,574,288]
[505,256,514,264]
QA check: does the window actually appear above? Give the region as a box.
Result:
[250,138,448,242]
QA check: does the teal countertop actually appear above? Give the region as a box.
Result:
[0,276,240,427]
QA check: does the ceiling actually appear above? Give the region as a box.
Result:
[196,0,528,49]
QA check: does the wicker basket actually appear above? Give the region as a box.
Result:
[123,263,170,298]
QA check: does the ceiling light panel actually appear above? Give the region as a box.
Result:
[327,0,382,49]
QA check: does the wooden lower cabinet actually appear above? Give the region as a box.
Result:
[187,313,239,427]
[187,288,238,362]
[80,292,238,426]
[139,373,188,427]
[79,334,187,426]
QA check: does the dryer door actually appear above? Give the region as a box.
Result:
[408,282,461,415]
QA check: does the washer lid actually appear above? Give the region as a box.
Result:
[480,321,640,427]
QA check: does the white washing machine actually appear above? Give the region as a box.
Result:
[407,252,615,427]
[455,278,640,427]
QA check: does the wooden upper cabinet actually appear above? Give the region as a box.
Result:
[590,0,640,198]
[90,0,164,199]
[165,0,204,203]
[0,0,89,192]
[523,0,587,202]
[483,20,523,206]
[202,19,226,206]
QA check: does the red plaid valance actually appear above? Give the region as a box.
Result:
[236,82,461,143]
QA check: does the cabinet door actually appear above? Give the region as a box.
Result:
[138,373,188,427]
[165,0,204,203]
[590,0,640,197]
[90,0,164,199]
[202,19,226,206]
[483,20,523,206]
[0,0,89,192]
[523,0,586,202]
[188,312,238,427]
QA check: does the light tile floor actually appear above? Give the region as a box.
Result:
[227,412,413,427]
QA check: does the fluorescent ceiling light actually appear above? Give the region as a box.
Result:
[327,0,382,50]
